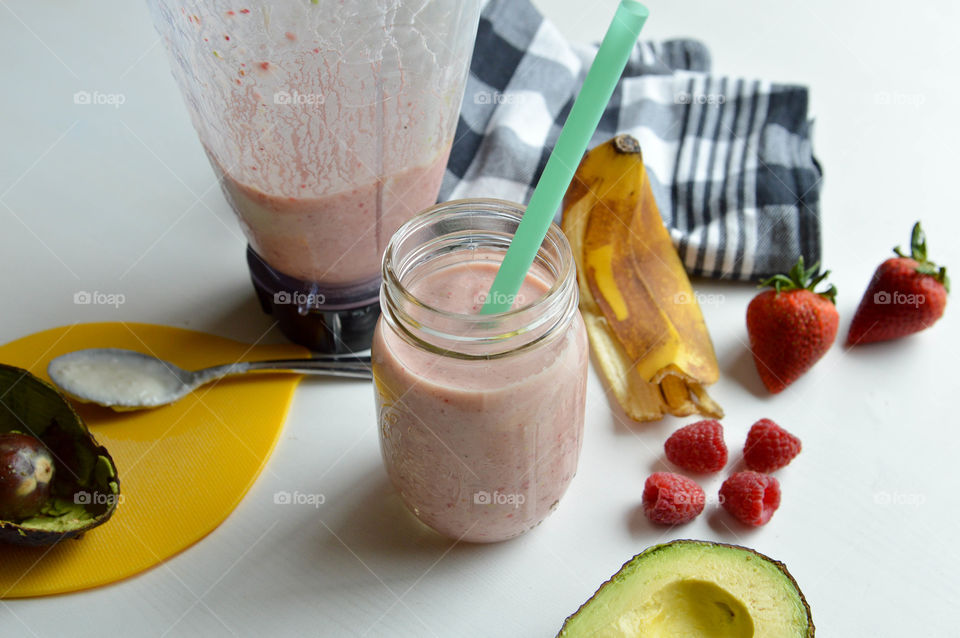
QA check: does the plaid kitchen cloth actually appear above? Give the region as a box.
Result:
[439,0,822,281]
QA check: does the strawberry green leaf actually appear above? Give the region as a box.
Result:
[894,221,949,293]
[758,256,838,304]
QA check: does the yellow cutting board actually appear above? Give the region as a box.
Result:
[0,323,308,598]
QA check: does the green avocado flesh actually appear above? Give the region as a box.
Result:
[558,540,814,638]
[0,364,121,546]
[18,498,97,532]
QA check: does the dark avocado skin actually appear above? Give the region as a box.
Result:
[0,364,120,547]
[0,521,81,547]
[558,539,815,638]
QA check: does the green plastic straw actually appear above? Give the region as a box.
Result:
[481,0,649,314]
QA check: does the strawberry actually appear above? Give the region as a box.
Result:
[746,257,839,394]
[847,222,949,346]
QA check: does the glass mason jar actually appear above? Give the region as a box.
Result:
[372,199,588,543]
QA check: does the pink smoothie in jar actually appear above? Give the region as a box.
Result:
[372,199,588,542]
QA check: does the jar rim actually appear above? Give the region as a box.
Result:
[382,198,574,322]
[380,198,578,359]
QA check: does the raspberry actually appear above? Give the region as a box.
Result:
[664,419,728,473]
[743,418,801,473]
[642,472,705,525]
[719,471,781,526]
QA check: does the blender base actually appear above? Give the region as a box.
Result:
[245,247,380,354]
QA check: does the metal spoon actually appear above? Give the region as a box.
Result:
[47,348,371,411]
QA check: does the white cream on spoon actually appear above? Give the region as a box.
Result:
[48,349,190,408]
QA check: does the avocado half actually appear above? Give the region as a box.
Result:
[558,540,814,637]
[0,364,120,546]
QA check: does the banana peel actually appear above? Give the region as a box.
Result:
[562,135,722,422]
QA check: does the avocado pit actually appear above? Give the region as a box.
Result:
[0,433,55,520]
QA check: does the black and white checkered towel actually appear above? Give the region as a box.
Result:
[439,0,822,281]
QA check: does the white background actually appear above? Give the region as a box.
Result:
[2,0,959,635]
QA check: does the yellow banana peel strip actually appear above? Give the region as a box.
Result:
[562,135,723,422]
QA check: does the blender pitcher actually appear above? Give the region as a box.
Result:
[147,1,481,352]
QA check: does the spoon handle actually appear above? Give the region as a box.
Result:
[197,357,373,382]
[246,358,372,379]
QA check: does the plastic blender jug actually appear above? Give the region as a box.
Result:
[147,1,481,352]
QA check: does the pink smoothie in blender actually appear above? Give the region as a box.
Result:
[148,1,480,351]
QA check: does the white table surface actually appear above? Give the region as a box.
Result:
[2,0,958,635]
